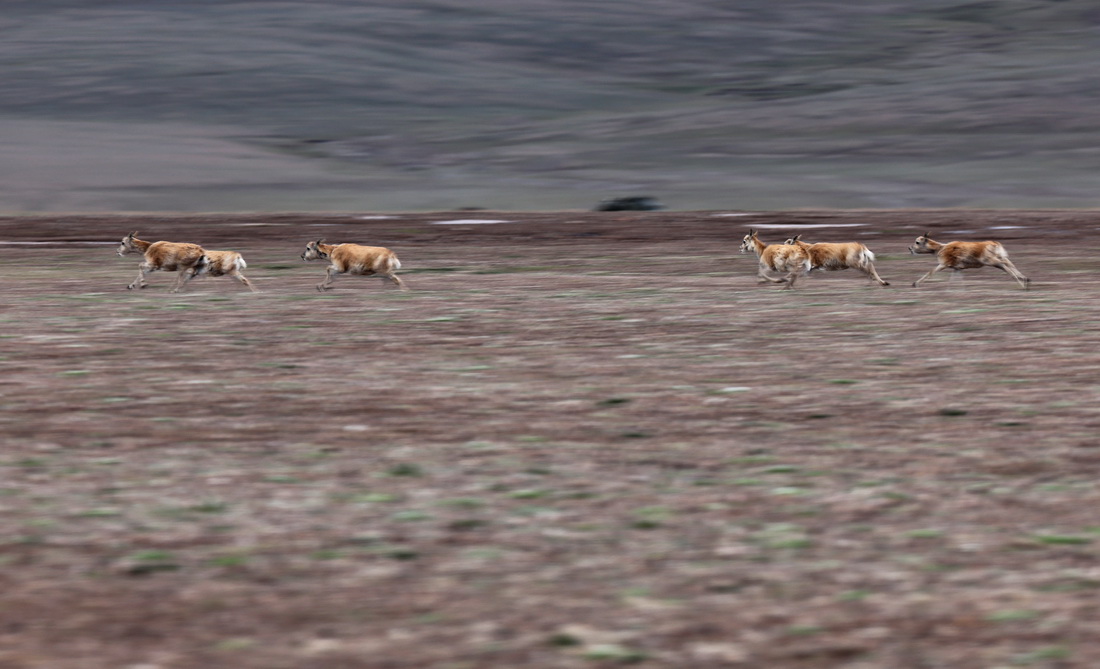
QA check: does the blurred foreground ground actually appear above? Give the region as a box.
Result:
[2,210,1100,668]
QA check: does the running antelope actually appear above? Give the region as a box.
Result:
[300,240,407,292]
[784,235,890,287]
[908,232,1029,290]
[117,231,209,293]
[739,229,811,289]
[202,249,258,292]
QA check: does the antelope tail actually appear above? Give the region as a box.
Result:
[376,254,401,272]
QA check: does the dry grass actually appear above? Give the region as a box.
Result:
[1,210,1099,667]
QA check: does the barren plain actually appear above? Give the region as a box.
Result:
[2,210,1100,668]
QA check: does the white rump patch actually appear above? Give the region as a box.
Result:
[431,219,511,225]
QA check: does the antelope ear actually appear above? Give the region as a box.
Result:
[748,228,755,236]
[924,231,931,238]
[793,234,801,242]
[128,231,137,239]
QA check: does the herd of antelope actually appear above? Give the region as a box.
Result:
[740,228,1030,290]
[117,232,406,293]
[115,228,1031,294]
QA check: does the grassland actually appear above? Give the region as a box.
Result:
[3,210,1100,667]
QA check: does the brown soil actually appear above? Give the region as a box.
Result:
[1,210,1097,668]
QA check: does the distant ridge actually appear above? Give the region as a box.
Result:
[3,1,1100,211]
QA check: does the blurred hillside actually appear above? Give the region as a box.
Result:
[3,0,1100,212]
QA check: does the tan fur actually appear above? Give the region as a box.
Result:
[909,232,1029,290]
[117,231,208,292]
[202,249,258,292]
[784,235,889,287]
[739,229,811,289]
[300,240,407,292]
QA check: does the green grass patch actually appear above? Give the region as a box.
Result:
[390,510,432,522]
[987,610,1039,622]
[347,490,400,501]
[581,644,647,663]
[189,501,229,513]
[404,266,462,273]
[386,463,423,477]
[210,554,250,567]
[383,546,420,560]
[598,397,632,406]
[508,489,547,499]
[906,528,944,539]
[838,589,871,601]
[760,465,799,474]
[78,508,122,517]
[1032,534,1093,546]
[1011,645,1070,664]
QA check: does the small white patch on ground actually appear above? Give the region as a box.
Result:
[431,219,511,225]
[747,223,868,229]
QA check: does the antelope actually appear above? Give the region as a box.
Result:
[116,231,209,293]
[739,229,811,289]
[300,240,407,292]
[201,249,258,292]
[783,235,890,287]
[908,232,1029,290]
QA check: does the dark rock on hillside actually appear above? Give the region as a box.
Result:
[595,197,664,212]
